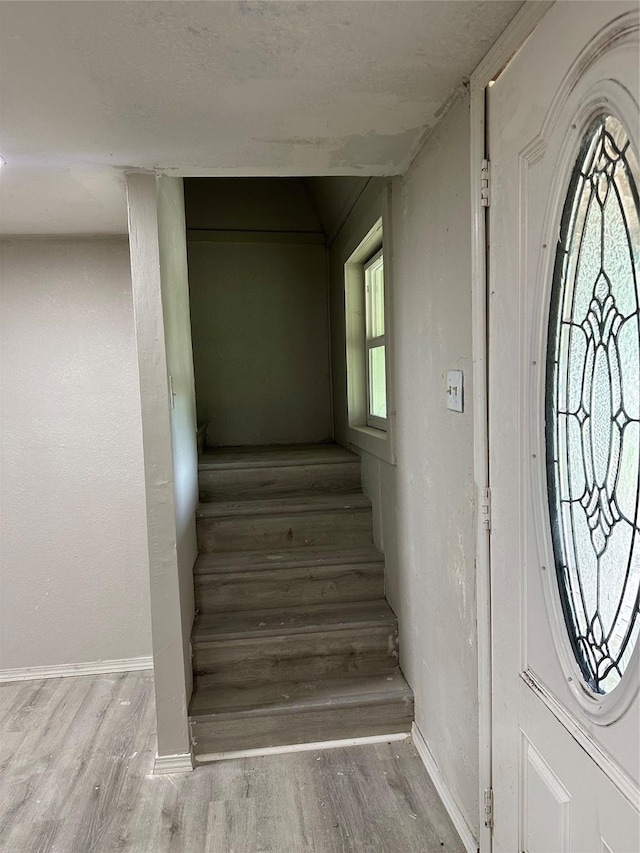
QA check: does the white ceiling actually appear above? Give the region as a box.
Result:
[0,1,522,235]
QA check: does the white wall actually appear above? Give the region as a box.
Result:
[126,174,197,761]
[0,237,151,671]
[156,177,198,691]
[329,92,479,836]
[188,239,331,447]
[185,179,332,447]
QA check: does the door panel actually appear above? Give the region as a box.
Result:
[521,734,571,853]
[488,3,640,851]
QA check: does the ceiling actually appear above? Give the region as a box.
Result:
[0,1,522,235]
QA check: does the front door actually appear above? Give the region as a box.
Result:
[488,3,639,851]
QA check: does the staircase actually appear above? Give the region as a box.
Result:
[188,443,414,761]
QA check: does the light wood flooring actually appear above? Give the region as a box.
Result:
[0,671,465,853]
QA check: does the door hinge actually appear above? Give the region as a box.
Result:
[484,787,494,829]
[480,486,492,531]
[481,159,491,208]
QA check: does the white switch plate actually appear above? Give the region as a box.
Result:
[446,370,463,412]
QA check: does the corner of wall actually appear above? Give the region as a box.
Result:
[126,173,194,758]
[325,97,480,839]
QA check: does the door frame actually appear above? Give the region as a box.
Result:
[468,4,555,850]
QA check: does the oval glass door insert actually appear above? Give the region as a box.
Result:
[546,114,640,695]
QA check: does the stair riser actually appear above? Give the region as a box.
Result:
[199,462,362,502]
[193,625,399,685]
[191,700,414,757]
[194,564,384,613]
[196,508,373,553]
[193,546,383,574]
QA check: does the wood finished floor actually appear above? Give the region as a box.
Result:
[0,672,465,853]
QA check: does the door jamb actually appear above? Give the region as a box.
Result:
[469,3,555,850]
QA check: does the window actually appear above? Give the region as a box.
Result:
[344,216,389,440]
[364,249,387,429]
[546,114,640,695]
[343,193,394,464]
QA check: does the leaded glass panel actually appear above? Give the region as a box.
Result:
[546,115,640,694]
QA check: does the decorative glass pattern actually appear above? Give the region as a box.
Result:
[546,115,640,694]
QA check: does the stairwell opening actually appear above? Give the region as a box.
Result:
[180,176,413,761]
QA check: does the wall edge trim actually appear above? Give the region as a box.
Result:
[195,731,409,764]
[153,751,194,775]
[470,0,554,88]
[411,722,479,853]
[0,656,153,683]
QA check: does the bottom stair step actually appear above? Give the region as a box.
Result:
[189,670,414,759]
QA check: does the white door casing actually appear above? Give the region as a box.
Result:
[488,3,640,852]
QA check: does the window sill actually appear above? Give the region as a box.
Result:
[347,423,395,465]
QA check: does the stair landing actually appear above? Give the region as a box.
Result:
[199,443,357,469]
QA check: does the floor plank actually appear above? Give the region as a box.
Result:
[0,672,466,853]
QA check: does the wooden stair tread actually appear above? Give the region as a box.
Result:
[194,545,383,575]
[191,709,412,758]
[188,442,414,759]
[196,492,370,519]
[194,554,384,613]
[192,600,396,642]
[199,443,357,471]
[198,461,361,503]
[189,670,412,719]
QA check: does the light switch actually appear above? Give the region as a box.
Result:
[446,370,463,412]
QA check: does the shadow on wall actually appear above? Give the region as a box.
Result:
[185,177,369,449]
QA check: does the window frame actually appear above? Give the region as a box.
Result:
[363,248,387,431]
[341,186,395,465]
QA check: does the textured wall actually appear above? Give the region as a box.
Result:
[188,240,331,447]
[329,94,479,836]
[186,178,332,448]
[1,2,523,235]
[0,237,151,670]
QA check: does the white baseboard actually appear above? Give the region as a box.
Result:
[196,731,409,764]
[0,655,153,683]
[154,752,194,774]
[411,722,479,853]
